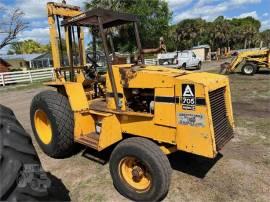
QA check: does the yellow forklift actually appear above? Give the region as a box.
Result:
[30,2,234,201]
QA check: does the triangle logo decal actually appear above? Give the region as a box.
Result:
[183,85,194,97]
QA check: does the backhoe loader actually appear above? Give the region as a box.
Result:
[221,48,270,75]
[30,2,234,201]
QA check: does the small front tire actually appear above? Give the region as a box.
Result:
[109,137,172,201]
[241,63,257,75]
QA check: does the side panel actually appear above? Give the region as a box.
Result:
[175,82,216,158]
[126,73,174,88]
[74,113,95,139]
[64,83,89,111]
[64,83,94,139]
[120,116,176,144]
[98,115,122,150]
[154,87,176,127]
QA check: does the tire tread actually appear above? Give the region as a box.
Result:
[30,90,75,158]
[110,137,172,201]
[0,106,49,201]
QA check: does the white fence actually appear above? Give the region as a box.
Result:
[0,68,54,86]
[145,58,158,65]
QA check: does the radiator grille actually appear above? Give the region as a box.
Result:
[209,87,233,151]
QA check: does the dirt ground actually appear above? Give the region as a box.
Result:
[0,61,270,202]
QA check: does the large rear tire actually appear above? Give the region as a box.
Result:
[241,63,257,75]
[0,105,50,201]
[0,104,14,116]
[30,91,75,158]
[109,137,172,201]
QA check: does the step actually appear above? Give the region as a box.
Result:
[76,132,99,150]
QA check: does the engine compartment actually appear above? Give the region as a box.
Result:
[124,88,154,114]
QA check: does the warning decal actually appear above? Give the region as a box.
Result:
[182,84,196,110]
[177,113,205,127]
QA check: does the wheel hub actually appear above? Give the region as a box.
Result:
[34,109,52,145]
[244,65,253,74]
[131,165,144,181]
[119,157,152,192]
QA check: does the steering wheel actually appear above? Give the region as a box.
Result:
[84,54,99,79]
[86,53,100,70]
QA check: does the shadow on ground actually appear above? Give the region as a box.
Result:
[168,151,223,178]
[46,173,71,201]
[256,70,270,75]
[82,147,114,165]
[81,145,223,180]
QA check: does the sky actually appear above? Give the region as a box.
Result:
[0,0,270,54]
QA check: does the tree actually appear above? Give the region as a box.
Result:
[0,7,27,50]
[230,17,261,49]
[85,0,172,52]
[166,25,177,52]
[260,29,270,47]
[175,18,207,50]
[173,15,262,51]
[208,16,232,50]
[8,40,50,54]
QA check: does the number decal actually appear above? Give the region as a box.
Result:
[182,84,196,110]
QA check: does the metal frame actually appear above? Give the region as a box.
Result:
[48,4,161,110]
[61,8,145,110]
[61,8,139,28]
[98,16,120,110]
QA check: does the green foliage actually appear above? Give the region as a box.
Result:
[85,0,172,52]
[175,18,207,50]
[260,29,270,47]
[8,40,49,54]
[174,16,264,51]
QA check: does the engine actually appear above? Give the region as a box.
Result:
[124,88,154,113]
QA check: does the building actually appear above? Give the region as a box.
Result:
[1,54,42,71]
[0,58,11,73]
[192,45,211,61]
[31,53,54,69]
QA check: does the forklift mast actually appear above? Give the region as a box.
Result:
[47,2,86,78]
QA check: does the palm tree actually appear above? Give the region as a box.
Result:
[175,18,206,50]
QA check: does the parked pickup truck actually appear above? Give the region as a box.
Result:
[157,50,202,70]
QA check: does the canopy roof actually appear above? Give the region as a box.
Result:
[62,8,138,28]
